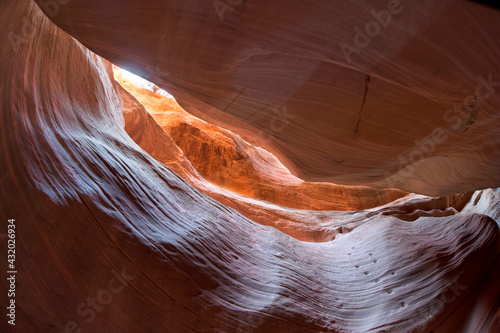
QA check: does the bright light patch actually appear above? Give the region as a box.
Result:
[113,65,172,98]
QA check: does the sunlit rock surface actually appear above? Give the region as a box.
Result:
[115,69,407,211]
[34,0,500,196]
[0,1,499,333]
[116,68,477,243]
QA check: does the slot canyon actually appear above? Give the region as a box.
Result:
[1,0,500,332]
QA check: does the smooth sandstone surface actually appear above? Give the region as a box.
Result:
[116,68,476,243]
[34,0,500,196]
[0,1,499,333]
[116,69,407,211]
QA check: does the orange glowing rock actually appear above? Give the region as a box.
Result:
[0,1,498,333]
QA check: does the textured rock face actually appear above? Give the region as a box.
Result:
[115,69,475,243]
[34,0,500,196]
[116,69,407,211]
[0,1,499,333]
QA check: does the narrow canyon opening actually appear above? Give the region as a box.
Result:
[112,65,479,244]
[1,1,500,333]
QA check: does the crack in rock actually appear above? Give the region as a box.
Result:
[355,75,370,140]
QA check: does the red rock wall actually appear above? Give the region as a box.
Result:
[116,69,477,243]
[115,71,407,211]
[34,0,500,196]
[0,1,498,333]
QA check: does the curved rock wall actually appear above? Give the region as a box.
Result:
[34,0,500,195]
[116,70,407,211]
[0,1,499,332]
[116,70,477,243]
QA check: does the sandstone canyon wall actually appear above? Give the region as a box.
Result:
[115,70,408,211]
[116,68,477,243]
[33,0,500,196]
[0,1,499,333]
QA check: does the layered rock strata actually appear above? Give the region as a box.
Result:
[0,1,499,333]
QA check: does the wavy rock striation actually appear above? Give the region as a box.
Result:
[34,0,500,196]
[0,1,499,333]
[116,69,478,243]
[116,70,407,211]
